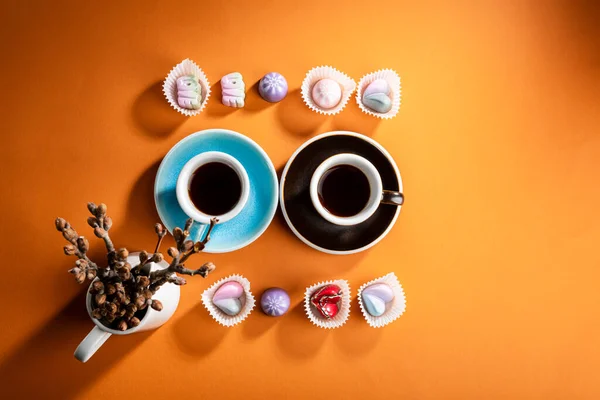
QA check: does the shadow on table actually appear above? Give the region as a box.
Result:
[131,81,186,139]
[563,0,600,67]
[242,80,272,113]
[0,289,154,399]
[332,297,383,357]
[171,303,229,357]
[332,101,381,136]
[274,302,328,359]
[276,88,325,137]
[205,82,238,118]
[108,159,165,252]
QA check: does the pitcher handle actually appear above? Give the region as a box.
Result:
[74,325,112,363]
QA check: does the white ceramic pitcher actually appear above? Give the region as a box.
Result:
[74,253,180,363]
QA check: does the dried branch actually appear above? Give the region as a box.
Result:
[55,204,216,331]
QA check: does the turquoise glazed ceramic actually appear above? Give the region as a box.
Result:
[155,129,278,253]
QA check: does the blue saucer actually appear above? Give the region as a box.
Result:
[154,129,278,253]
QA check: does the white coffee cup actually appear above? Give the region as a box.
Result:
[74,254,180,363]
[310,153,404,226]
[176,151,250,224]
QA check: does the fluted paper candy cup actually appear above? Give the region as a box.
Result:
[304,279,351,329]
[301,66,356,115]
[163,58,211,116]
[356,69,401,119]
[357,272,406,328]
[201,274,255,327]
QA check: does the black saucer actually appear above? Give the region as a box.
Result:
[280,132,403,254]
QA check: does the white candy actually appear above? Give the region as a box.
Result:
[176,75,201,110]
[311,78,342,110]
[221,72,245,108]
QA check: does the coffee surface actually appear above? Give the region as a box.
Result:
[317,165,370,217]
[189,162,241,216]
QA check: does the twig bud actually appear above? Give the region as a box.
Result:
[87,202,97,215]
[103,216,113,230]
[171,276,187,285]
[173,227,184,244]
[184,218,194,232]
[114,291,126,304]
[106,302,118,315]
[91,308,103,319]
[167,247,179,258]
[92,281,104,294]
[129,317,141,328]
[137,276,150,287]
[87,217,98,228]
[154,223,165,237]
[63,245,76,256]
[77,236,89,253]
[143,289,153,299]
[105,314,116,323]
[95,293,106,306]
[75,272,86,284]
[135,296,146,308]
[62,228,78,243]
[139,251,149,264]
[151,300,163,311]
[75,259,88,268]
[68,267,81,275]
[182,240,194,252]
[105,284,116,295]
[126,304,137,318]
[95,203,107,218]
[94,227,107,238]
[117,320,128,331]
[198,262,216,278]
[152,253,164,263]
[55,217,67,232]
[117,248,129,260]
[193,242,205,253]
[86,270,96,280]
[114,282,124,293]
[118,269,131,280]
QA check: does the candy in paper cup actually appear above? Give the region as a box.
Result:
[304,279,351,329]
[355,69,401,119]
[357,272,406,328]
[301,66,356,115]
[201,274,255,327]
[163,58,211,116]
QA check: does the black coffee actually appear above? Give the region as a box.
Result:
[317,165,370,217]
[189,162,242,216]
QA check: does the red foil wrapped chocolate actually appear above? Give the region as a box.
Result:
[310,284,342,319]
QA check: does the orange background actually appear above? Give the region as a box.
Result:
[1,1,599,399]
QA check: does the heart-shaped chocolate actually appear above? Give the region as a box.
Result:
[362,92,392,114]
[212,281,244,316]
[361,283,394,317]
[311,284,342,319]
[363,78,391,97]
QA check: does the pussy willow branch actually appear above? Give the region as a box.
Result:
[150,218,217,281]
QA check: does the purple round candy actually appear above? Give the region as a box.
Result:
[258,72,288,103]
[260,287,291,317]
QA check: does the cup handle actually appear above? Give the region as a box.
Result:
[74,325,112,363]
[381,190,404,206]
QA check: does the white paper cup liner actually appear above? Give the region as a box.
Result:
[301,66,356,115]
[304,279,351,329]
[356,69,401,119]
[163,58,211,116]
[201,274,255,327]
[357,272,406,328]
